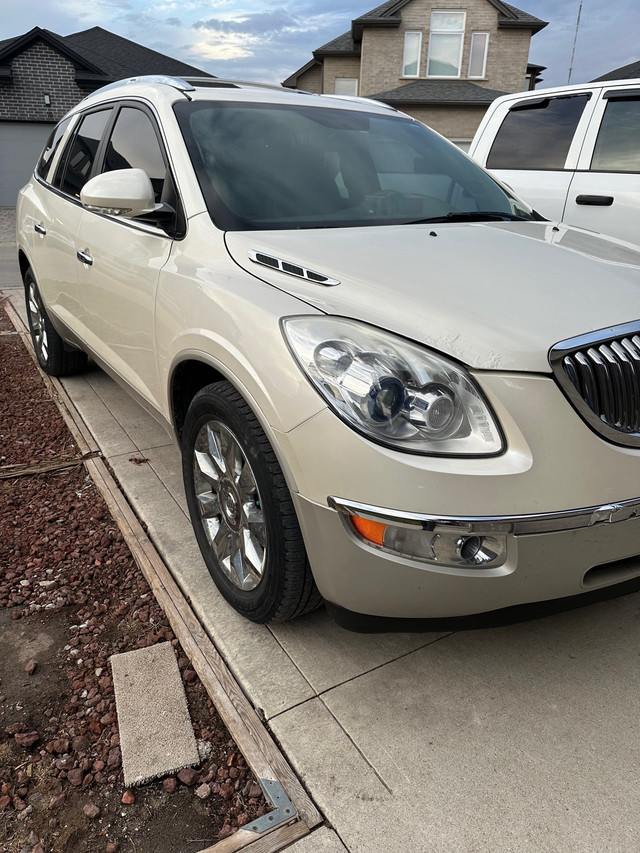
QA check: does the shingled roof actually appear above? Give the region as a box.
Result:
[370,80,508,106]
[315,31,360,57]
[0,25,211,85]
[351,0,547,40]
[63,27,211,81]
[591,60,640,82]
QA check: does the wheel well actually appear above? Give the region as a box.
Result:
[18,251,30,282]
[171,359,225,439]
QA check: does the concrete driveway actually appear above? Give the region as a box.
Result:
[3,207,640,852]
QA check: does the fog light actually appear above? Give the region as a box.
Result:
[458,536,482,561]
[348,514,506,569]
[455,535,499,566]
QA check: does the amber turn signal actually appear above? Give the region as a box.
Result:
[350,515,387,546]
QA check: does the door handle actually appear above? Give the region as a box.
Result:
[77,250,93,266]
[34,223,46,235]
[575,195,614,206]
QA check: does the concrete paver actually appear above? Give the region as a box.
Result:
[271,612,449,694]
[285,828,348,853]
[4,206,640,851]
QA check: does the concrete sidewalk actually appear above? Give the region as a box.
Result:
[4,208,640,852]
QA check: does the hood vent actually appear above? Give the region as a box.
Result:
[249,250,339,286]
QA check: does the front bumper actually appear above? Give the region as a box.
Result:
[293,493,640,618]
[276,371,640,619]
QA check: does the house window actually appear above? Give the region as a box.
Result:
[334,78,359,96]
[427,11,465,78]
[402,31,422,77]
[468,32,489,78]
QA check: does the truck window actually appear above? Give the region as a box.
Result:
[591,96,640,172]
[486,94,590,170]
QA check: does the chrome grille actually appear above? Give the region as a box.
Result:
[549,322,640,447]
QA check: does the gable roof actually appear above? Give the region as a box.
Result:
[0,26,104,77]
[352,0,547,39]
[64,27,211,81]
[591,60,640,82]
[370,80,508,106]
[0,25,211,85]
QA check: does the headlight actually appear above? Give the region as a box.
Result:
[282,317,504,456]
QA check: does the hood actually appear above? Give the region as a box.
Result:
[225,221,640,373]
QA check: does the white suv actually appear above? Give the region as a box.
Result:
[15,75,640,629]
[469,79,640,246]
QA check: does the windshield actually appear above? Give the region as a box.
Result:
[175,100,537,231]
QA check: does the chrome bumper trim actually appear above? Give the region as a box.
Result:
[328,495,640,536]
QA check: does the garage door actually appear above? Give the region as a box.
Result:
[0,122,52,206]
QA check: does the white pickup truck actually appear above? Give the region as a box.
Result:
[469,78,640,246]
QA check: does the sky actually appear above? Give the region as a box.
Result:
[0,0,637,89]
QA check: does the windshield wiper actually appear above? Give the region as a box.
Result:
[407,210,533,224]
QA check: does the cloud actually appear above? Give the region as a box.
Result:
[194,9,300,36]
[57,0,133,19]
[190,32,260,61]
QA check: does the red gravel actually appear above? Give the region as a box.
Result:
[0,305,268,853]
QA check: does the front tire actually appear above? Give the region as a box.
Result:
[182,381,321,623]
[24,268,87,376]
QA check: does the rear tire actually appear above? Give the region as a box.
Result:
[24,268,87,376]
[182,380,322,623]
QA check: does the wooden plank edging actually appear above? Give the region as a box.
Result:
[3,297,323,853]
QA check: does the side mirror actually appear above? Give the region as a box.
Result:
[80,168,157,218]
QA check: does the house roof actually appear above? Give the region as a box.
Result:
[0,27,104,76]
[63,27,211,80]
[369,80,508,106]
[591,60,640,82]
[352,0,547,39]
[0,25,211,85]
[315,32,360,57]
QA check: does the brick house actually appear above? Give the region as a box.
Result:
[283,0,547,149]
[0,26,211,205]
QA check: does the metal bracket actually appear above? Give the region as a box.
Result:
[245,778,297,834]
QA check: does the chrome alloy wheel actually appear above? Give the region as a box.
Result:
[28,280,48,364]
[193,420,266,590]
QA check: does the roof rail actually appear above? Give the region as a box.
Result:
[85,74,308,102]
[182,76,306,93]
[86,75,196,99]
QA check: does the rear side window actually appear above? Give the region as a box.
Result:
[54,109,113,198]
[36,117,72,181]
[487,94,591,170]
[102,107,168,202]
[591,96,640,172]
